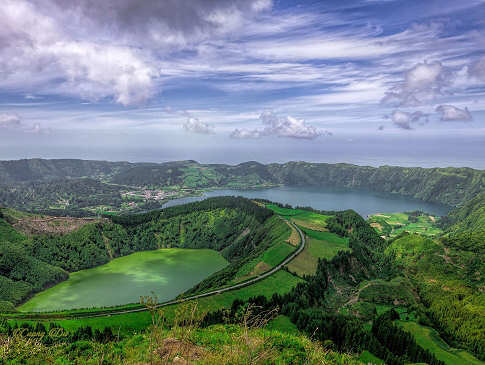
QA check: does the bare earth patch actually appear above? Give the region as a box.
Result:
[12,216,107,235]
[291,218,327,232]
[285,221,301,246]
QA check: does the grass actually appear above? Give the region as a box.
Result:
[359,350,384,364]
[19,248,228,312]
[2,319,363,364]
[266,204,331,231]
[287,227,350,276]
[260,242,295,267]
[368,212,443,238]
[266,315,300,335]
[398,321,484,365]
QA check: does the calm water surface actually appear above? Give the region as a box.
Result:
[20,248,228,312]
[163,186,451,217]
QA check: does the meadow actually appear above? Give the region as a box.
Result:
[19,248,228,312]
[287,229,350,276]
[266,204,331,231]
[368,212,442,238]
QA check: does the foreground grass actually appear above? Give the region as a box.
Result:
[0,322,364,364]
[398,321,484,365]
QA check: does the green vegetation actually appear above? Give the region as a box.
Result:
[399,321,484,365]
[266,315,299,335]
[266,204,330,231]
[368,211,443,238]
[19,249,228,312]
[386,232,485,358]
[1,161,485,364]
[1,309,364,364]
[287,228,350,276]
[359,350,384,365]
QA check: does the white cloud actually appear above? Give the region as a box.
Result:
[0,0,271,106]
[230,111,324,139]
[382,61,454,106]
[0,113,51,134]
[0,113,22,129]
[436,105,472,121]
[389,110,428,130]
[182,117,215,134]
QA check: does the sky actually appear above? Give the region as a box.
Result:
[0,0,484,168]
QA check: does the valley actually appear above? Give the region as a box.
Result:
[0,159,484,365]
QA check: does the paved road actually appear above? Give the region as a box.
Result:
[12,220,305,320]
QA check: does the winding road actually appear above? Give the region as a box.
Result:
[10,220,305,320]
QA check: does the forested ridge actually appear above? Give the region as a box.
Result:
[1,159,484,214]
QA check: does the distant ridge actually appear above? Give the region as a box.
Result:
[1,158,484,206]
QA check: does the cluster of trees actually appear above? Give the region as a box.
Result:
[0,178,125,216]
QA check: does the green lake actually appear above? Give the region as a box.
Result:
[19,248,228,312]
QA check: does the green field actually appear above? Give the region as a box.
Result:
[368,212,443,238]
[266,204,330,231]
[398,321,484,365]
[287,227,350,276]
[19,248,228,312]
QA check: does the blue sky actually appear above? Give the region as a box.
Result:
[0,0,484,167]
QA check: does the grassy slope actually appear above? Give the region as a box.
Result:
[399,321,484,365]
[1,322,365,364]
[230,216,295,284]
[385,233,485,360]
[287,231,350,277]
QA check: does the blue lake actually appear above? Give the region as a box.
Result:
[163,186,451,217]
